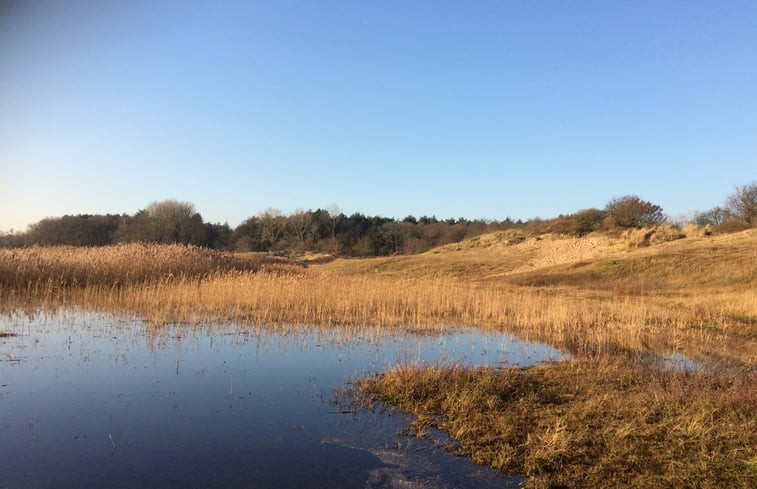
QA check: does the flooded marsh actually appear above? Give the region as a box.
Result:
[1,237,755,488]
[0,313,563,488]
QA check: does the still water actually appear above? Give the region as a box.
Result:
[0,313,564,488]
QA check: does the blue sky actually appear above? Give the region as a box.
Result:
[1,0,754,231]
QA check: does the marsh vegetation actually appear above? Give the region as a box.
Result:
[1,226,755,487]
[356,357,756,488]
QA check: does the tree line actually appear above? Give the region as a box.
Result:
[0,200,505,255]
[2,183,754,254]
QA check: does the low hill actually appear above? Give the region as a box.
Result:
[322,227,756,290]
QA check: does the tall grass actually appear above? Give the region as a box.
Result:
[0,242,300,288]
[1,247,754,363]
[0,234,754,364]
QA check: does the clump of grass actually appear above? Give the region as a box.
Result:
[356,358,757,488]
[682,223,712,238]
[622,225,686,249]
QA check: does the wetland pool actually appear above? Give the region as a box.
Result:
[0,313,565,488]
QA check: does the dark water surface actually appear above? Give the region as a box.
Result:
[0,313,564,488]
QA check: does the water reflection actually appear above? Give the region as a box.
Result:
[0,313,564,488]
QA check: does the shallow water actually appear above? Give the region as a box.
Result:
[0,313,564,488]
[658,351,700,371]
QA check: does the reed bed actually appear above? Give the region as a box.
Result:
[0,239,754,365]
[2,265,754,364]
[0,242,300,289]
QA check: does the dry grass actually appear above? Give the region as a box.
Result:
[1,268,754,363]
[0,233,755,364]
[356,357,757,488]
[323,232,626,279]
[335,229,756,487]
[1,231,755,486]
[0,242,300,288]
[621,224,687,249]
[321,230,757,362]
[324,228,755,285]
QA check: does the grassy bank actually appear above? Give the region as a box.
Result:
[356,358,756,488]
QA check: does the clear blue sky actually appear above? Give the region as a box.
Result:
[1,0,755,231]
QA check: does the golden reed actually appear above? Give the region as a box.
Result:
[1,240,754,364]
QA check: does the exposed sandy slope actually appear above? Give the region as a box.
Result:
[499,234,622,274]
[428,231,626,274]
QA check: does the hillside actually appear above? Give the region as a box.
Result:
[322,227,756,288]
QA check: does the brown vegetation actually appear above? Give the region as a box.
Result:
[0,242,298,289]
[341,229,756,487]
[1,231,755,363]
[356,358,756,488]
[1,229,755,487]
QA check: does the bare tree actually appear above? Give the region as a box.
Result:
[258,208,284,245]
[323,204,342,241]
[145,200,206,245]
[694,207,728,226]
[726,182,757,227]
[288,209,312,245]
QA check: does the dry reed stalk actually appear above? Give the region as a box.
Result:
[2,267,753,364]
[1,234,754,364]
[0,243,300,289]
